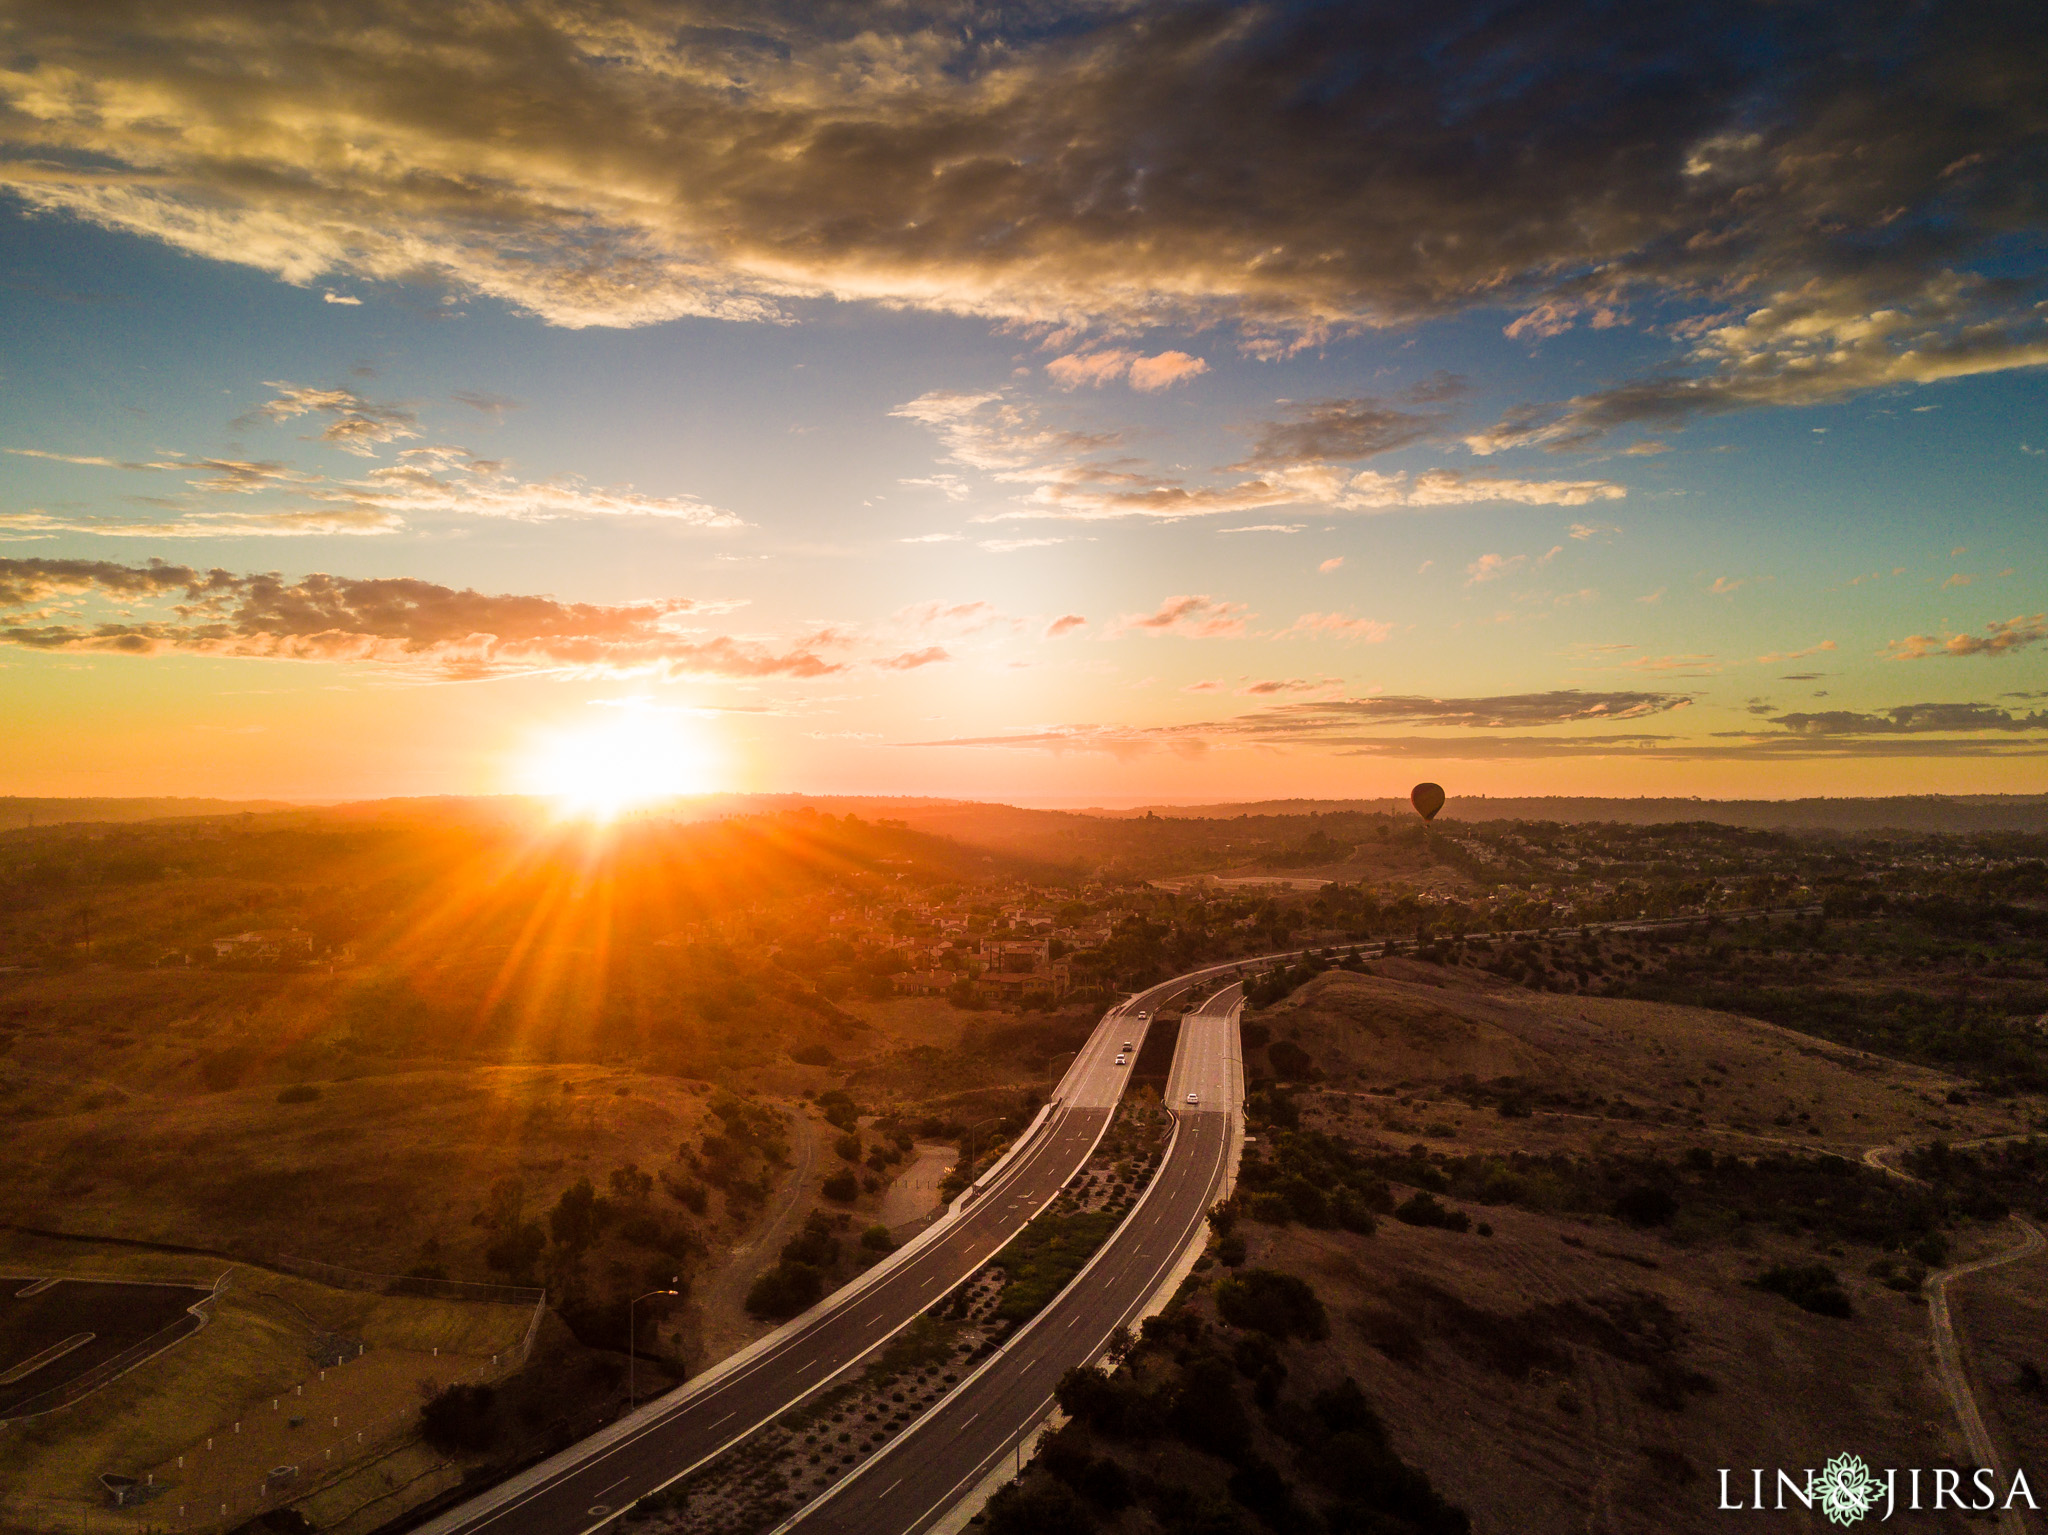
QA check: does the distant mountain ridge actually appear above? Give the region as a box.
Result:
[0,797,300,831]
[1089,795,2048,834]
[5,792,2046,837]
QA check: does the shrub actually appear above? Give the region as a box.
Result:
[1754,1262,1853,1318]
[484,1222,545,1279]
[983,1478,1096,1535]
[1215,1269,1328,1340]
[1394,1192,1472,1232]
[861,1223,895,1252]
[660,1170,709,1213]
[420,1384,499,1454]
[822,1170,859,1202]
[745,1261,825,1319]
[1615,1185,1679,1227]
[835,1132,864,1162]
[276,1084,320,1104]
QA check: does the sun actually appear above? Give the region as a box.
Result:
[518,709,716,820]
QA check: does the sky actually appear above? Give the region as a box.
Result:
[0,0,2044,807]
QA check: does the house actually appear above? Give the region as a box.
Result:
[974,937,1071,1003]
[210,929,316,963]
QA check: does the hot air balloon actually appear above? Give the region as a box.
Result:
[1410,782,1445,822]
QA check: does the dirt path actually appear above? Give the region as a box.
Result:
[1926,1217,2045,1534]
[1864,1133,2046,1533]
[684,1104,819,1369]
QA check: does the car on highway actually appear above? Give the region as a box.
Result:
[1186,1092,1199,1104]
[1114,1054,1127,1066]
[1122,1039,1132,1050]
[1137,1010,1149,1021]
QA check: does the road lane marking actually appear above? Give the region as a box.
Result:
[880,1478,903,1498]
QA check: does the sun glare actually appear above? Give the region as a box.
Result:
[520,710,715,819]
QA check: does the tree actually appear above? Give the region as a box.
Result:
[484,1222,545,1281]
[420,1384,499,1454]
[549,1177,613,1252]
[1215,1269,1328,1340]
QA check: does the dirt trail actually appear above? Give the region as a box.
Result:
[684,1105,819,1369]
[1864,1135,2046,1533]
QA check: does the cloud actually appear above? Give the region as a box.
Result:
[876,646,952,670]
[7,437,737,533]
[1219,524,1305,534]
[1044,613,1088,638]
[979,536,1074,552]
[1236,398,1441,467]
[452,391,520,418]
[1887,614,2048,659]
[1767,702,2048,735]
[1110,594,1250,640]
[913,686,2046,760]
[1183,679,1224,693]
[1469,270,2048,455]
[0,556,832,680]
[1620,653,1719,675]
[1942,572,1974,589]
[1465,553,1525,584]
[0,0,2035,474]
[1044,349,1208,392]
[1319,556,1345,573]
[1278,612,1394,644]
[894,391,1624,524]
[1128,352,1209,391]
[1754,640,1836,663]
[254,383,419,455]
[894,599,1009,637]
[900,532,964,543]
[0,505,405,538]
[1237,677,1336,696]
[1568,522,1621,540]
[1709,576,1746,595]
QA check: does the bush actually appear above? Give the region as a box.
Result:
[276,1084,320,1104]
[1754,1262,1853,1318]
[860,1223,895,1252]
[1394,1192,1472,1233]
[822,1170,860,1202]
[420,1384,499,1454]
[1615,1185,1679,1227]
[1215,1269,1328,1340]
[745,1260,825,1319]
[834,1132,864,1162]
[984,1478,1096,1535]
[1216,1233,1247,1267]
[484,1222,545,1279]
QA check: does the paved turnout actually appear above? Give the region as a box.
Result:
[417,975,1232,1535]
[788,987,1246,1535]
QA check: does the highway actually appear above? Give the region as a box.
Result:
[787,984,1246,1535]
[423,911,1765,1535]
[416,974,1225,1535]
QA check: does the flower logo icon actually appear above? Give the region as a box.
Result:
[1814,1453,1883,1526]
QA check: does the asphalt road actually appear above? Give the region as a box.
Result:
[420,982,1212,1535]
[789,993,1246,1535]
[1164,983,1243,1110]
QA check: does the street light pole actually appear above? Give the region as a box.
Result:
[628,1282,680,1410]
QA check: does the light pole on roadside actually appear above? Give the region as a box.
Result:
[628,1282,681,1410]
[959,1115,1002,1187]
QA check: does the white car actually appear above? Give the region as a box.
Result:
[1137,1010,1149,1021]
[1114,1055,1127,1066]
[1186,1092,1199,1104]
